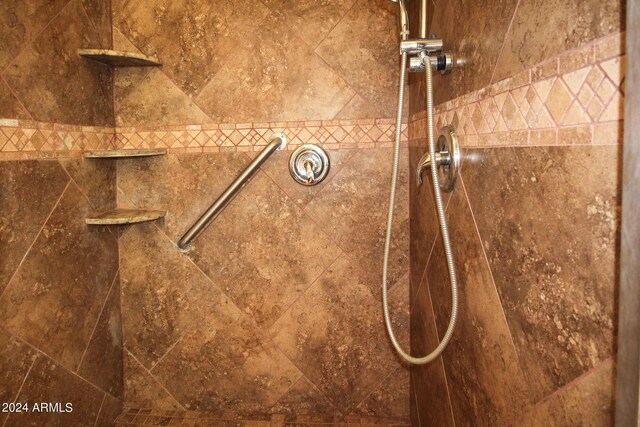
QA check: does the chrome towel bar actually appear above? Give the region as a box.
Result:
[177,134,287,252]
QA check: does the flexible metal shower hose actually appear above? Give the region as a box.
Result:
[382,52,459,364]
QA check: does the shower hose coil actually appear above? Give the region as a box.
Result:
[382,52,459,365]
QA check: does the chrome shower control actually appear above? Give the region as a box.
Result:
[289,144,330,186]
[416,126,460,192]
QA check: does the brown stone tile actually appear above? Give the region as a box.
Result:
[334,94,389,121]
[353,367,410,422]
[428,0,520,105]
[493,0,624,82]
[196,14,354,123]
[59,157,117,212]
[6,355,104,426]
[112,0,269,97]
[117,152,249,241]
[257,149,355,209]
[95,393,124,427]
[0,0,69,70]
[119,222,222,368]
[2,0,114,126]
[78,274,123,399]
[151,309,302,414]
[123,350,182,410]
[187,170,339,328]
[268,256,407,415]
[463,146,620,399]
[305,148,409,289]
[260,0,357,49]
[81,0,112,48]
[427,183,533,424]
[115,69,210,127]
[409,273,454,427]
[0,80,31,120]
[0,182,118,372]
[270,377,341,419]
[408,146,440,299]
[0,160,69,294]
[515,359,615,426]
[316,0,399,118]
[0,329,38,425]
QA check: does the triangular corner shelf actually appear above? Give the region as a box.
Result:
[78,49,161,67]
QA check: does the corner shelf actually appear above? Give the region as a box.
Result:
[78,49,161,67]
[86,209,166,225]
[84,149,166,159]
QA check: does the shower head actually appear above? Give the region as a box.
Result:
[389,0,410,41]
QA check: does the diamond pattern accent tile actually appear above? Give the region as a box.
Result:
[408,32,625,149]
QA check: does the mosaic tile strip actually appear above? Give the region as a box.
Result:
[114,119,408,154]
[0,119,116,160]
[409,32,625,148]
[0,118,408,160]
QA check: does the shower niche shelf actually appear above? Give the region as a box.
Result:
[84,149,166,159]
[86,209,166,225]
[78,49,161,67]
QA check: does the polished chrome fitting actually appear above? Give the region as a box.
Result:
[417,126,460,192]
[289,144,330,186]
[409,53,455,74]
[400,38,444,55]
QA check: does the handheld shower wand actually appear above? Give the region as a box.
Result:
[383,0,461,365]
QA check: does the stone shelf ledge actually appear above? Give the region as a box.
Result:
[86,209,166,225]
[78,49,161,67]
[84,149,166,159]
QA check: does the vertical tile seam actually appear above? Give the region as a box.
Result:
[0,0,76,76]
[93,393,108,427]
[489,0,523,85]
[123,347,187,411]
[0,179,71,303]
[457,172,531,393]
[76,268,121,374]
[1,352,37,427]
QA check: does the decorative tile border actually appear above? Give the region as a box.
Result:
[0,118,408,160]
[115,118,408,154]
[409,32,626,148]
[0,119,116,160]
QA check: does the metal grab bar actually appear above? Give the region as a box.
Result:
[177,134,287,252]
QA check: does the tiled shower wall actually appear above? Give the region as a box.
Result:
[408,0,625,425]
[0,1,122,426]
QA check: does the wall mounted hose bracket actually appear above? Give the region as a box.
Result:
[416,125,460,192]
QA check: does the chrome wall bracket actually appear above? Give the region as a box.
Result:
[417,126,460,192]
[289,144,330,186]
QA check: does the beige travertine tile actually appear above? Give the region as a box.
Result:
[545,79,573,124]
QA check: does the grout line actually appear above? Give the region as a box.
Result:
[458,172,528,362]
[2,355,36,427]
[489,0,522,85]
[148,336,183,373]
[349,367,403,418]
[0,0,76,76]
[124,348,187,411]
[332,92,359,120]
[2,327,122,402]
[77,268,120,373]
[0,179,71,303]
[0,75,34,121]
[93,393,107,427]
[78,2,106,49]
